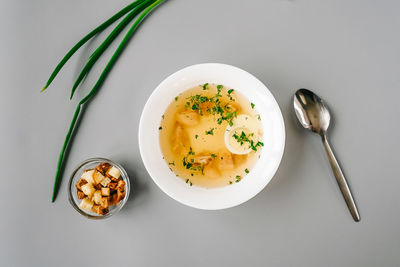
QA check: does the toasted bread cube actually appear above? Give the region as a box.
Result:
[81,170,95,184]
[108,181,118,190]
[92,170,105,185]
[117,180,125,191]
[94,183,102,190]
[96,162,111,175]
[93,190,102,204]
[100,207,109,215]
[91,204,102,215]
[81,183,95,197]
[79,198,94,212]
[92,205,108,215]
[77,190,85,199]
[107,166,121,179]
[101,187,110,196]
[75,179,87,191]
[117,189,126,202]
[111,193,119,205]
[100,177,111,187]
[76,191,84,199]
[100,197,110,208]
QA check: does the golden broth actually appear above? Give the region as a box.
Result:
[159,83,263,188]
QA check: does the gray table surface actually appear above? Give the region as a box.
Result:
[1,0,399,266]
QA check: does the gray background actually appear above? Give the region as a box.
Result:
[1,0,399,266]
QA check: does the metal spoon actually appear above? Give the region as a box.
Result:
[293,88,360,222]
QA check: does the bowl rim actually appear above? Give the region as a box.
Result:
[139,63,285,210]
[67,157,130,219]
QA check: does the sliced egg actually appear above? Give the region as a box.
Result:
[224,114,261,155]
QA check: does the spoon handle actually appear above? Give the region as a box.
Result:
[321,135,360,222]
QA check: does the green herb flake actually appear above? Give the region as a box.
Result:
[228,89,234,94]
[175,96,179,101]
[245,168,249,174]
[251,102,255,109]
[229,181,233,185]
[205,128,215,135]
[211,154,217,158]
[190,181,193,186]
[158,126,162,130]
[168,162,175,166]
[188,147,195,155]
[191,173,194,176]
[186,179,189,183]
[195,134,199,139]
[203,83,209,90]
[257,114,261,120]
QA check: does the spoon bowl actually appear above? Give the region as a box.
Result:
[294,88,330,135]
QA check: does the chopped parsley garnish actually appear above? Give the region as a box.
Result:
[211,154,217,158]
[191,103,199,110]
[205,128,215,135]
[232,131,263,151]
[251,102,255,109]
[182,148,205,175]
[190,181,193,186]
[245,168,249,174]
[186,179,189,183]
[184,84,238,128]
[158,126,162,130]
[249,140,264,151]
[168,162,175,166]
[229,181,233,185]
[257,114,261,120]
[227,89,234,100]
[175,96,179,101]
[235,175,241,183]
[232,131,253,145]
[195,134,198,139]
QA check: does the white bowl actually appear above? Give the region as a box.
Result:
[139,63,285,210]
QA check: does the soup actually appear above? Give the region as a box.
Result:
[159,83,263,188]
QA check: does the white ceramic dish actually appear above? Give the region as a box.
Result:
[139,63,285,210]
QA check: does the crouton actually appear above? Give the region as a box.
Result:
[100,197,110,209]
[81,170,95,184]
[95,162,111,175]
[81,183,95,197]
[75,178,87,191]
[101,187,110,196]
[106,166,121,179]
[93,190,102,204]
[77,190,85,199]
[92,170,105,185]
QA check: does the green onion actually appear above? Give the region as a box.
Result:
[41,0,147,92]
[50,0,167,202]
[69,0,154,99]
